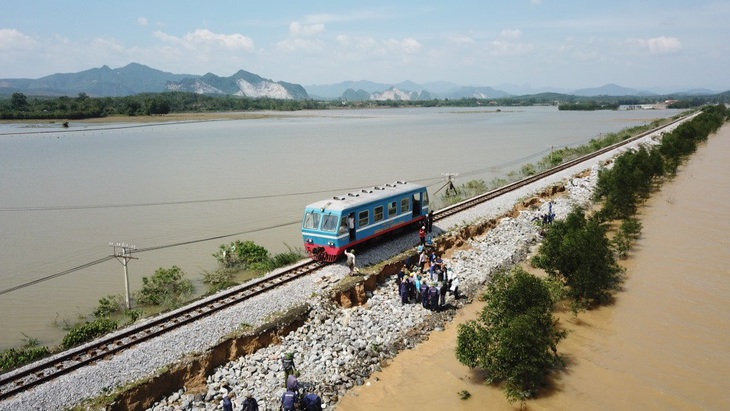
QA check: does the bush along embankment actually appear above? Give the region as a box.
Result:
[455,104,729,405]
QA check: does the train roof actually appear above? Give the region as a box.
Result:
[304,181,426,213]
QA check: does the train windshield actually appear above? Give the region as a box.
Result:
[302,211,321,229]
[321,214,339,232]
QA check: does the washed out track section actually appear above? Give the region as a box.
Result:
[0,113,690,402]
[0,260,321,400]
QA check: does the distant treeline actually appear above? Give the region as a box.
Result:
[0,91,329,120]
[1,90,728,120]
[558,101,620,111]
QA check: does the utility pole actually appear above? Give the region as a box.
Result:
[440,172,459,196]
[110,242,137,310]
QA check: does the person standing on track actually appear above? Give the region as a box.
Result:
[419,225,427,247]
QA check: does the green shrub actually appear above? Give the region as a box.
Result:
[93,294,124,319]
[456,267,565,403]
[136,265,193,308]
[202,269,237,293]
[532,208,623,311]
[0,336,51,372]
[61,318,118,349]
[213,240,270,269]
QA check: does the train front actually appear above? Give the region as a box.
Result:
[301,201,346,262]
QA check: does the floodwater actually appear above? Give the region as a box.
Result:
[0,106,684,349]
[336,125,730,410]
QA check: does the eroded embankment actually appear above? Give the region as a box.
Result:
[107,183,566,411]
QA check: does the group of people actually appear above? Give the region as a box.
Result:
[217,352,322,411]
[397,251,459,311]
[280,353,323,411]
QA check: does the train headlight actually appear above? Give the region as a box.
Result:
[328,241,334,246]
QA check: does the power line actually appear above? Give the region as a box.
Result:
[0,256,115,296]
[0,219,305,296]
[0,160,539,295]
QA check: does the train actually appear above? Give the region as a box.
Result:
[302,181,430,262]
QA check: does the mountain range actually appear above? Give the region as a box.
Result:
[0,63,722,101]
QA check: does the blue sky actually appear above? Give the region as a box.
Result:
[1,1,728,91]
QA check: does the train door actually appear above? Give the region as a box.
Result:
[347,212,356,241]
[412,192,421,217]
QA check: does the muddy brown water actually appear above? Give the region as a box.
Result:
[335,126,730,410]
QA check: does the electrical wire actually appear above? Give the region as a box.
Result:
[0,256,115,296]
[0,147,551,295]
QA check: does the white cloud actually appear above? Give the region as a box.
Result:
[289,22,326,37]
[0,28,38,50]
[628,36,682,54]
[137,17,148,26]
[490,29,533,56]
[396,38,422,54]
[153,29,255,52]
[275,37,326,53]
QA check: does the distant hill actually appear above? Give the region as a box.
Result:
[572,83,656,97]
[0,63,309,100]
[306,80,510,100]
[0,63,194,97]
[166,70,309,100]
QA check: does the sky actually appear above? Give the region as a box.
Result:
[1,1,729,92]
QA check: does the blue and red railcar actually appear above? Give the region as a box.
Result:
[302,181,430,262]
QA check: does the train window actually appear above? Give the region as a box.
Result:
[321,214,339,232]
[423,191,429,206]
[303,212,321,229]
[401,197,410,213]
[388,201,397,216]
[374,205,384,222]
[339,217,348,234]
[358,210,369,227]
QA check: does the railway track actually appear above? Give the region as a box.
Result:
[0,113,691,400]
[0,260,321,400]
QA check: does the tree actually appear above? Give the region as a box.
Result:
[532,208,623,310]
[10,92,28,111]
[594,146,663,220]
[456,267,565,403]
